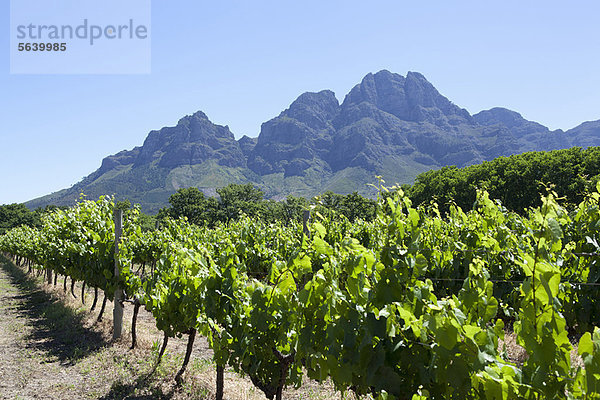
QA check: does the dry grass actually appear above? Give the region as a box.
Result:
[498,331,529,366]
[498,329,585,370]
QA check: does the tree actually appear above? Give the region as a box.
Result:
[0,203,40,235]
[115,200,132,211]
[216,184,264,222]
[138,212,158,232]
[338,192,377,222]
[281,196,309,224]
[405,147,600,213]
[311,191,377,222]
[160,187,219,225]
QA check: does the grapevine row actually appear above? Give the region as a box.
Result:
[3,186,600,399]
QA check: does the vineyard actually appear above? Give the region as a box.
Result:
[3,184,600,400]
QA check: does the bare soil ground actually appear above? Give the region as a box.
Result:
[0,256,343,400]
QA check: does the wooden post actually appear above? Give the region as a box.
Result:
[216,365,224,400]
[113,209,124,340]
[302,210,311,238]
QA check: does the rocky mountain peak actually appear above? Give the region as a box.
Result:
[283,90,340,128]
[473,107,553,139]
[473,107,530,129]
[342,70,404,113]
[178,110,210,123]
[340,70,472,125]
[238,135,257,157]
[247,90,340,177]
[115,110,245,169]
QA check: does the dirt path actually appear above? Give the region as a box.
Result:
[0,258,111,399]
[0,262,70,397]
[0,257,339,400]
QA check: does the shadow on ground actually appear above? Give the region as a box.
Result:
[98,374,177,400]
[0,256,109,365]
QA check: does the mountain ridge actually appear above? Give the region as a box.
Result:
[26,70,600,213]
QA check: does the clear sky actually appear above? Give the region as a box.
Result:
[1,0,599,205]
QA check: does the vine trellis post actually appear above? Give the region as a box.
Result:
[113,209,124,340]
[302,210,311,238]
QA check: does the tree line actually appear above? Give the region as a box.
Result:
[156,184,378,227]
[405,146,600,213]
[0,185,378,234]
[3,146,600,232]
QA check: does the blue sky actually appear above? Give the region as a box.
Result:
[1,1,599,204]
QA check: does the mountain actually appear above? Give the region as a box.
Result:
[564,121,600,148]
[28,111,257,212]
[472,107,569,152]
[26,70,600,213]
